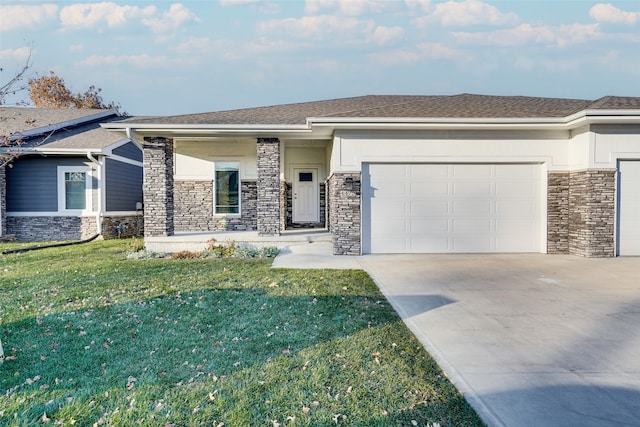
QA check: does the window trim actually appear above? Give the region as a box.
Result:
[57,166,92,214]
[213,161,241,215]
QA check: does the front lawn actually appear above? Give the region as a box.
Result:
[0,240,483,426]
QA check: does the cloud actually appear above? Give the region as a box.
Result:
[0,47,34,62]
[258,15,373,40]
[414,0,518,27]
[589,3,639,25]
[305,0,392,16]
[370,42,460,65]
[370,26,405,45]
[142,3,200,32]
[60,2,157,29]
[76,54,172,68]
[219,0,261,5]
[0,4,58,32]
[454,22,602,47]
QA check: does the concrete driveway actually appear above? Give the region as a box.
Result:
[357,254,640,427]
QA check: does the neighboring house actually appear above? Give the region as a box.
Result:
[0,107,143,241]
[102,94,640,257]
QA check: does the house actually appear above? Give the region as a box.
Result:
[102,94,640,257]
[0,107,143,241]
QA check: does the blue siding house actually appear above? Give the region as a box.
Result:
[0,108,143,241]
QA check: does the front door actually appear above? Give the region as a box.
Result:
[293,168,319,223]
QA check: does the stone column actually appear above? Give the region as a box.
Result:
[568,169,616,257]
[547,171,570,254]
[143,137,174,237]
[256,138,281,236]
[328,172,361,255]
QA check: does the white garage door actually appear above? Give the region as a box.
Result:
[618,161,640,256]
[362,163,543,254]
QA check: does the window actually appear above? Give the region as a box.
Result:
[215,162,239,214]
[58,166,91,212]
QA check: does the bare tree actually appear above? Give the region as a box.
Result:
[0,51,34,168]
[0,49,33,106]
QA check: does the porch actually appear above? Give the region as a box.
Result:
[144,228,331,253]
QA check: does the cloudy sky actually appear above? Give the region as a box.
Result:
[1,0,639,116]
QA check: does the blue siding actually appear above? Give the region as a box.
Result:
[105,158,143,211]
[112,141,142,162]
[6,156,92,212]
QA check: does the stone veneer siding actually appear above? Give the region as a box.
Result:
[283,182,326,229]
[328,173,361,255]
[568,169,616,257]
[143,137,174,237]
[6,215,143,241]
[174,180,257,232]
[6,216,97,241]
[256,138,280,235]
[547,171,570,254]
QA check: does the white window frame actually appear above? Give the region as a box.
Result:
[213,161,241,216]
[57,166,92,214]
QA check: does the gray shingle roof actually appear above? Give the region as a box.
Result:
[0,107,128,152]
[125,94,640,127]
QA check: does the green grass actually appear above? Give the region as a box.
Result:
[0,239,484,426]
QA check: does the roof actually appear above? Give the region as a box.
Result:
[0,107,131,153]
[121,94,640,127]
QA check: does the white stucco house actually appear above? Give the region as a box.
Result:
[102,94,640,257]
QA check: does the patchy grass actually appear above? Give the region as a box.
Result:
[0,240,484,426]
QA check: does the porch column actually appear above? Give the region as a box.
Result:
[142,137,174,237]
[256,137,281,236]
[328,172,361,255]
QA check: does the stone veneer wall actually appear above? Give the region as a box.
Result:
[283,182,326,229]
[256,138,280,235]
[568,169,616,257]
[173,180,257,232]
[143,137,174,237]
[6,216,97,241]
[6,215,143,241]
[547,171,570,254]
[328,172,361,255]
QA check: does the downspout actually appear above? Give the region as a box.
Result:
[87,152,104,235]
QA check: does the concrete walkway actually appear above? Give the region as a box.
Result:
[273,244,640,427]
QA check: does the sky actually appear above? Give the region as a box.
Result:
[1,0,639,116]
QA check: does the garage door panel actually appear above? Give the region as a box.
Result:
[453,182,492,197]
[453,237,492,252]
[497,219,536,234]
[453,200,492,215]
[411,182,449,195]
[453,219,492,233]
[496,200,536,217]
[411,201,450,216]
[412,219,450,233]
[453,164,492,178]
[410,164,449,178]
[364,163,543,254]
[410,237,451,252]
[496,182,537,197]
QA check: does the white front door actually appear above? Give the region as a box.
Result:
[293,168,319,223]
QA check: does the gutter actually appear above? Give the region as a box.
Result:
[86,152,104,235]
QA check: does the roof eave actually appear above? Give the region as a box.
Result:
[9,109,118,141]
